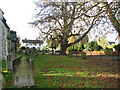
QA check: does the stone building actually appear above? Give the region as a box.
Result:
[0,9,10,60]
[22,39,43,50]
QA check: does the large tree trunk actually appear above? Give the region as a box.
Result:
[60,46,67,55]
[59,42,67,55]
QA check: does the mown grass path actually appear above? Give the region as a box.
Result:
[2,54,120,88]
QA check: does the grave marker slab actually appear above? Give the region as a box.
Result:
[0,72,6,89]
[7,52,16,71]
[25,48,30,56]
[13,56,34,88]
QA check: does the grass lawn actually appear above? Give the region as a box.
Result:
[2,53,120,88]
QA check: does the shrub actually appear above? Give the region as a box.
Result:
[67,45,76,51]
[67,42,84,52]
[114,44,120,51]
[97,37,109,49]
[84,41,103,51]
[67,46,72,51]
[109,44,116,49]
[84,44,86,48]
[93,43,103,51]
[104,48,113,52]
[81,52,86,59]
[68,51,73,58]
[85,41,95,51]
[77,42,85,51]
[42,49,45,55]
[19,46,26,50]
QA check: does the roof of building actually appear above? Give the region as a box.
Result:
[22,39,43,44]
[0,9,4,14]
[2,17,10,29]
[0,9,10,29]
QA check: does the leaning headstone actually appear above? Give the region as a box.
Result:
[13,56,34,88]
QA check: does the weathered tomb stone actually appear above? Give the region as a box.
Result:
[7,52,16,71]
[0,72,6,89]
[31,48,33,54]
[13,56,34,88]
[25,48,30,56]
[33,48,37,55]
[29,48,32,54]
[31,47,38,56]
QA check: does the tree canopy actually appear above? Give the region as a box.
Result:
[32,1,106,55]
[32,1,120,55]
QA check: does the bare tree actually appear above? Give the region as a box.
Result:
[102,2,120,35]
[32,1,105,55]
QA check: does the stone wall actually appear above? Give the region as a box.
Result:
[0,9,10,60]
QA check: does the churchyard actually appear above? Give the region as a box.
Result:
[1,2,120,89]
[2,51,120,88]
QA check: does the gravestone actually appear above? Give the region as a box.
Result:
[13,56,34,88]
[0,72,6,89]
[7,51,16,71]
[25,48,30,56]
[31,48,35,54]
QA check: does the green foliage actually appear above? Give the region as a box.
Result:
[46,38,59,50]
[2,70,11,74]
[97,37,109,49]
[114,44,120,51]
[68,36,77,44]
[67,42,85,51]
[77,42,85,51]
[84,44,87,48]
[108,44,116,49]
[104,48,113,52]
[67,45,74,51]
[42,49,45,55]
[85,41,95,51]
[93,43,103,51]
[81,52,86,59]
[19,46,26,50]
[84,41,102,51]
